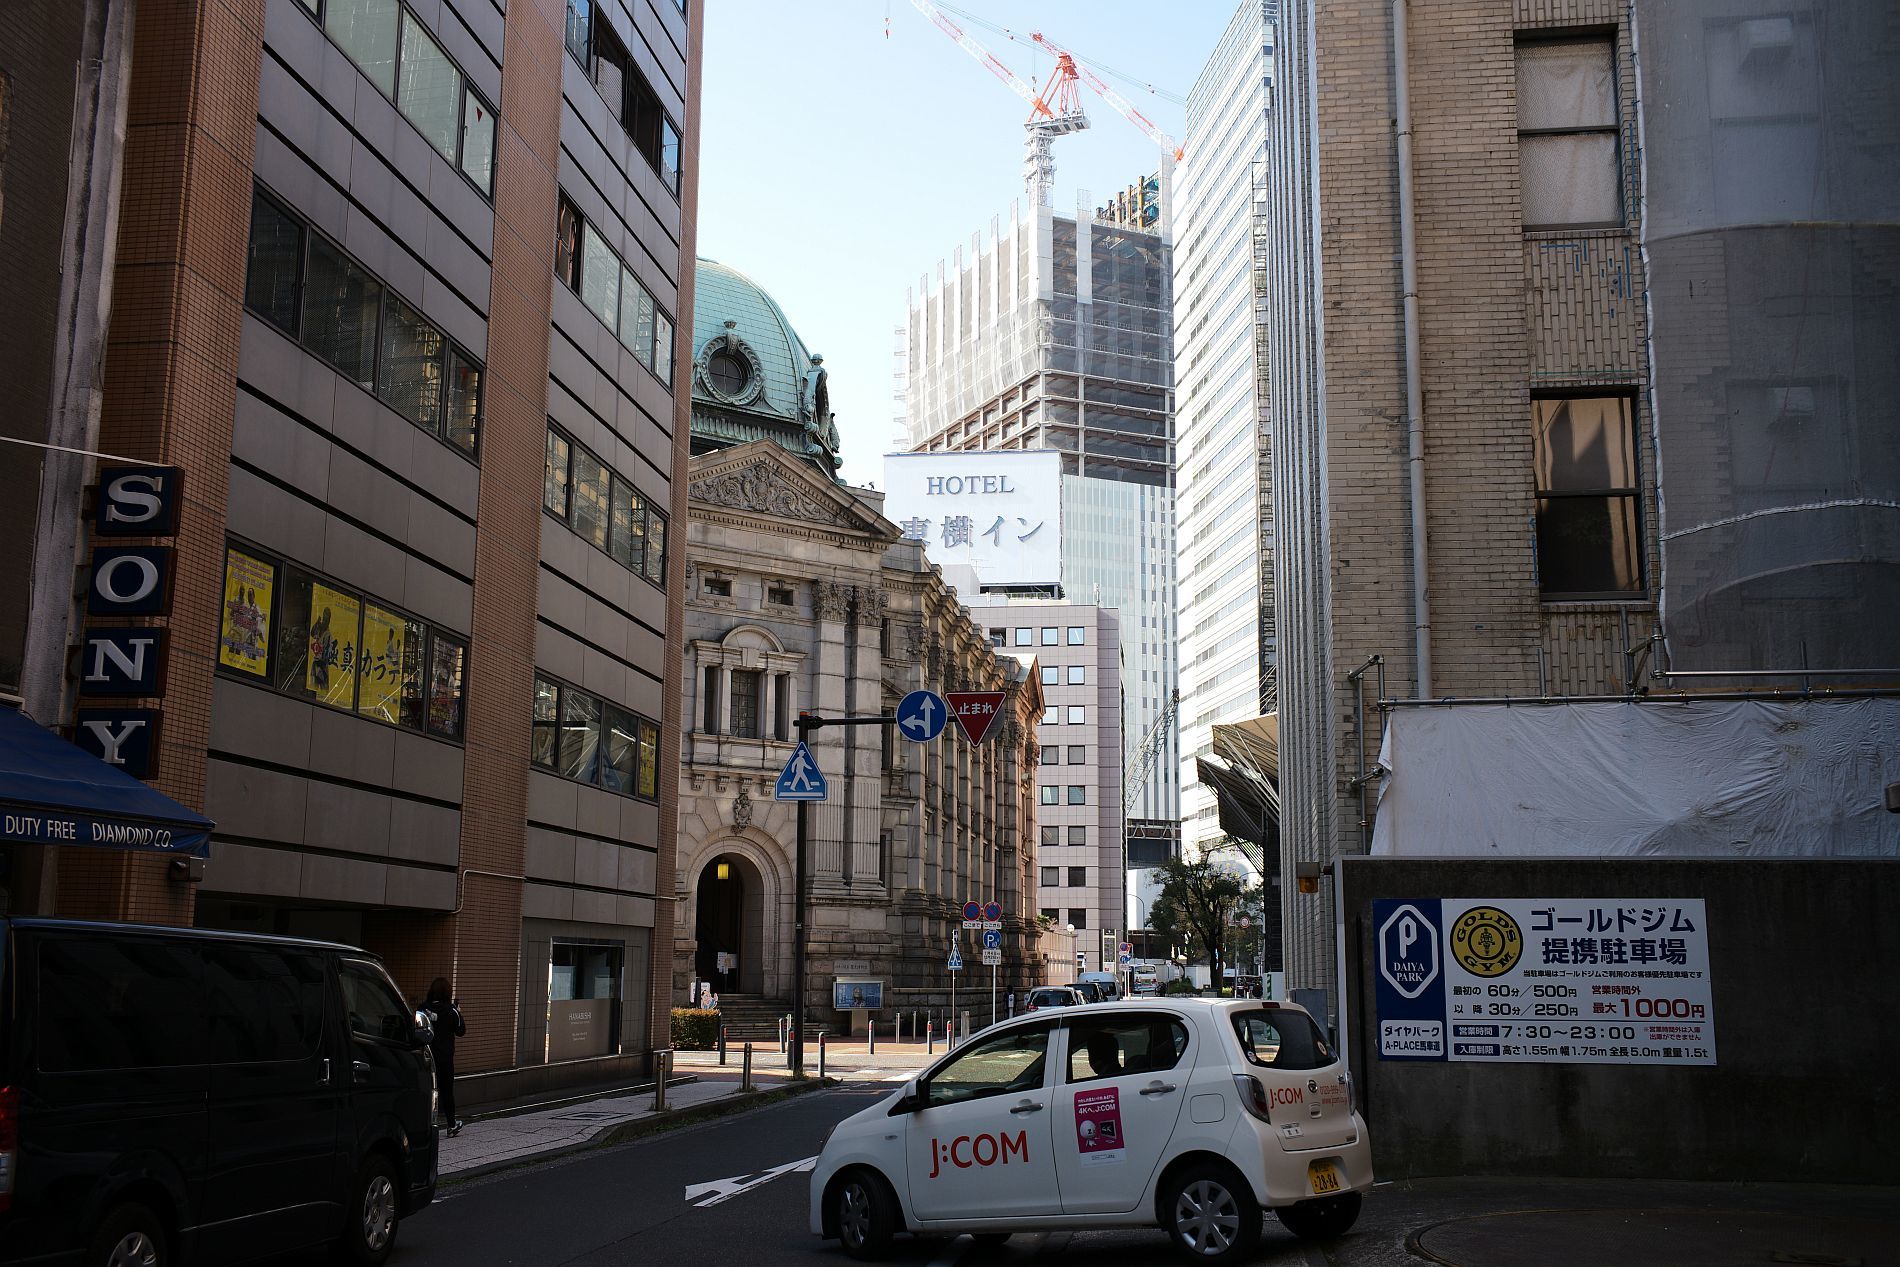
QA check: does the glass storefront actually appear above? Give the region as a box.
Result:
[546,939,622,1062]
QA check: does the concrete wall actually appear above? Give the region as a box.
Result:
[1339,857,1900,1183]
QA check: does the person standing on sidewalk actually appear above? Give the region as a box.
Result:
[424,977,466,1136]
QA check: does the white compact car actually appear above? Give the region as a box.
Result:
[809,998,1370,1263]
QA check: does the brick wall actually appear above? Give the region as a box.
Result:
[445,0,567,1076]
[58,0,266,926]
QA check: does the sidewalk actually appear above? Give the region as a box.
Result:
[436,1040,935,1182]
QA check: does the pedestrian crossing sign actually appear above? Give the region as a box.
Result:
[773,740,828,801]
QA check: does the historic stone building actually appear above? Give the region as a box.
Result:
[675,262,1045,1031]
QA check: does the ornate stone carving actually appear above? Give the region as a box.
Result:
[690,458,847,526]
[904,622,927,661]
[853,584,888,626]
[815,580,851,621]
[1001,718,1023,749]
[733,788,753,829]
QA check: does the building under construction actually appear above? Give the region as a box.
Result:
[898,186,1180,921]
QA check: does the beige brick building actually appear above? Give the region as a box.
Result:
[1264,0,1662,987]
[1262,0,1898,990]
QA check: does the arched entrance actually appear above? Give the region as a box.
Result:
[694,854,760,994]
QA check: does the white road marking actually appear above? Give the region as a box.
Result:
[681,1154,817,1207]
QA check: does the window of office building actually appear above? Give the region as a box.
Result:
[1068,867,1087,888]
[1040,826,1059,848]
[309,0,496,196]
[1067,745,1086,764]
[220,543,464,740]
[556,194,676,388]
[1042,706,1059,725]
[245,189,480,456]
[1040,786,1059,806]
[1014,628,1032,646]
[1067,706,1086,725]
[1068,909,1088,929]
[531,673,660,799]
[1041,627,1058,645]
[1069,826,1086,846]
[1517,38,1620,228]
[544,426,668,586]
[1067,627,1086,645]
[561,1,681,196]
[1067,785,1087,805]
[1040,747,1058,767]
[1041,907,1059,923]
[1068,665,1086,685]
[1041,666,1059,686]
[1532,396,1642,596]
[989,628,1005,648]
[1041,866,1060,888]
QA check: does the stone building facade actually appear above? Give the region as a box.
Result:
[675,261,1046,1027]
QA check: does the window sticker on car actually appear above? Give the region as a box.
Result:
[1074,1087,1125,1166]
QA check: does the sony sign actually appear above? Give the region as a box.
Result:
[76,465,184,780]
[882,451,1062,588]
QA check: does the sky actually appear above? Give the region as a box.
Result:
[694,0,1238,488]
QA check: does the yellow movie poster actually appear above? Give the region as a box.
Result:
[358,604,409,724]
[219,548,275,676]
[306,583,360,708]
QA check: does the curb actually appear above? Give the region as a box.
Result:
[441,1076,839,1185]
[464,1074,701,1125]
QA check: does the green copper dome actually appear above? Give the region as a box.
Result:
[691,258,841,478]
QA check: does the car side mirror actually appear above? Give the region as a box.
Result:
[888,1078,923,1116]
[411,1009,435,1049]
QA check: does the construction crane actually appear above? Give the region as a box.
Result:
[1030,30,1184,163]
[1124,689,1181,818]
[908,0,1089,208]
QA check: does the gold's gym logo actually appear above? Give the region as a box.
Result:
[1450,906,1523,977]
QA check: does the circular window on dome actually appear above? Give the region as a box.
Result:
[707,351,750,397]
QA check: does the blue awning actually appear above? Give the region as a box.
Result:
[0,706,212,857]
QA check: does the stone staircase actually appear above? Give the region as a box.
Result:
[709,994,797,1044]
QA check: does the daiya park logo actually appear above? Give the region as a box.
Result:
[1378,903,1441,1000]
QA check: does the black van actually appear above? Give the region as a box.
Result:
[0,919,437,1266]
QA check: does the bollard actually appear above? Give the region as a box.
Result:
[927,1020,936,1055]
[719,1026,728,1066]
[778,1016,788,1054]
[818,1032,828,1081]
[961,1010,970,1043]
[652,1048,671,1112]
[741,1041,755,1092]
[868,1020,876,1056]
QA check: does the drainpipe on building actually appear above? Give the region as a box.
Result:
[1393,0,1433,699]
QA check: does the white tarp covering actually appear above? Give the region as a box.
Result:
[1372,698,1900,857]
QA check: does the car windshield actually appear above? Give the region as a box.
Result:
[1231,1007,1335,1071]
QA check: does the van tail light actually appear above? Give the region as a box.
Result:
[1233,1074,1273,1124]
[0,1085,18,1210]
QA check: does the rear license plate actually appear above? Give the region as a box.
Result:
[1308,1160,1342,1195]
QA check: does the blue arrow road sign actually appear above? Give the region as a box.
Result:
[896,689,948,742]
[773,740,829,802]
[982,929,1002,950]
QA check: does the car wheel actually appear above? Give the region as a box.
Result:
[1275,1191,1362,1240]
[337,1154,402,1265]
[834,1168,898,1261]
[87,1203,166,1267]
[1162,1162,1261,1263]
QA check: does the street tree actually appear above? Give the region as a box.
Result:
[1148,849,1251,991]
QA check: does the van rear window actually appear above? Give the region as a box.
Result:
[38,937,205,1071]
[1231,1007,1335,1071]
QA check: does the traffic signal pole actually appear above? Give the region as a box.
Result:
[790,711,893,1078]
